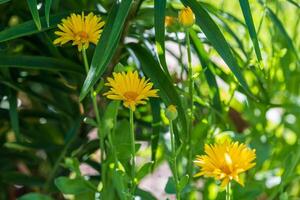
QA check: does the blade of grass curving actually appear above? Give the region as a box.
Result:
[128,43,187,138]
[266,7,300,63]
[154,0,171,78]
[181,0,251,95]
[79,0,133,101]
[189,30,222,112]
[0,55,83,74]
[150,98,161,167]
[286,0,300,8]
[0,13,68,42]
[27,0,42,30]
[239,0,262,62]
[45,0,52,27]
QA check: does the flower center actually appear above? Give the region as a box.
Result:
[76,31,89,40]
[124,91,139,101]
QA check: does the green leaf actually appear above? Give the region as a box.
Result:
[136,162,153,182]
[178,175,189,192]
[0,13,68,43]
[150,99,161,166]
[239,0,262,62]
[79,0,133,101]
[135,188,156,200]
[45,0,52,27]
[18,193,53,200]
[164,177,176,194]
[0,55,84,74]
[128,43,187,139]
[189,29,222,112]
[154,0,170,77]
[266,7,300,63]
[27,0,42,30]
[286,0,300,8]
[114,120,132,161]
[101,101,120,138]
[55,177,96,195]
[181,0,251,95]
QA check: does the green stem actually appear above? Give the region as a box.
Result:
[186,29,194,179]
[226,182,231,200]
[82,48,105,191]
[129,109,136,197]
[175,32,185,80]
[169,121,180,200]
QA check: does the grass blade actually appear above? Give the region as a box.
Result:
[154,0,170,77]
[0,13,68,42]
[0,55,83,74]
[45,0,52,27]
[189,30,222,112]
[27,0,42,30]
[150,99,161,166]
[0,0,10,4]
[181,0,251,95]
[239,0,262,62]
[79,0,133,101]
[266,7,300,62]
[128,43,188,138]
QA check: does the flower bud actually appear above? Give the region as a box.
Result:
[166,105,178,121]
[178,7,195,28]
[165,16,175,27]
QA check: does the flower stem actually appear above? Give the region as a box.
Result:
[129,108,136,197]
[185,28,194,179]
[226,182,231,200]
[82,48,105,191]
[169,121,180,200]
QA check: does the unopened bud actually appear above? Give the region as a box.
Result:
[166,105,178,121]
[178,7,195,28]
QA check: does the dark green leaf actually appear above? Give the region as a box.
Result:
[164,177,176,194]
[0,0,10,4]
[239,0,262,61]
[128,43,187,139]
[79,0,133,100]
[154,0,170,77]
[55,177,96,195]
[27,0,42,30]
[0,55,84,74]
[136,162,153,182]
[150,99,161,166]
[45,0,52,27]
[0,13,68,42]
[178,175,189,192]
[181,0,251,95]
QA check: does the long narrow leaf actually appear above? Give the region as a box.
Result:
[154,0,171,77]
[181,0,251,95]
[45,0,52,27]
[0,13,68,42]
[239,0,262,62]
[128,43,187,138]
[266,7,300,62]
[79,0,133,101]
[27,0,42,30]
[0,55,83,74]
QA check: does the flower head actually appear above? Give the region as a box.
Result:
[104,71,159,111]
[166,105,178,121]
[165,16,175,27]
[178,7,195,28]
[53,12,105,51]
[194,141,256,187]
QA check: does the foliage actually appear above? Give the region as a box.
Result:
[0,0,299,199]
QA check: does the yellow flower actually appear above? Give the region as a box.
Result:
[165,16,175,27]
[194,141,256,187]
[53,12,105,51]
[178,6,195,28]
[104,71,159,111]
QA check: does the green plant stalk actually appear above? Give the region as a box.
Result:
[129,108,136,197]
[175,32,185,80]
[185,29,194,179]
[226,182,231,200]
[82,48,106,191]
[169,121,180,200]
